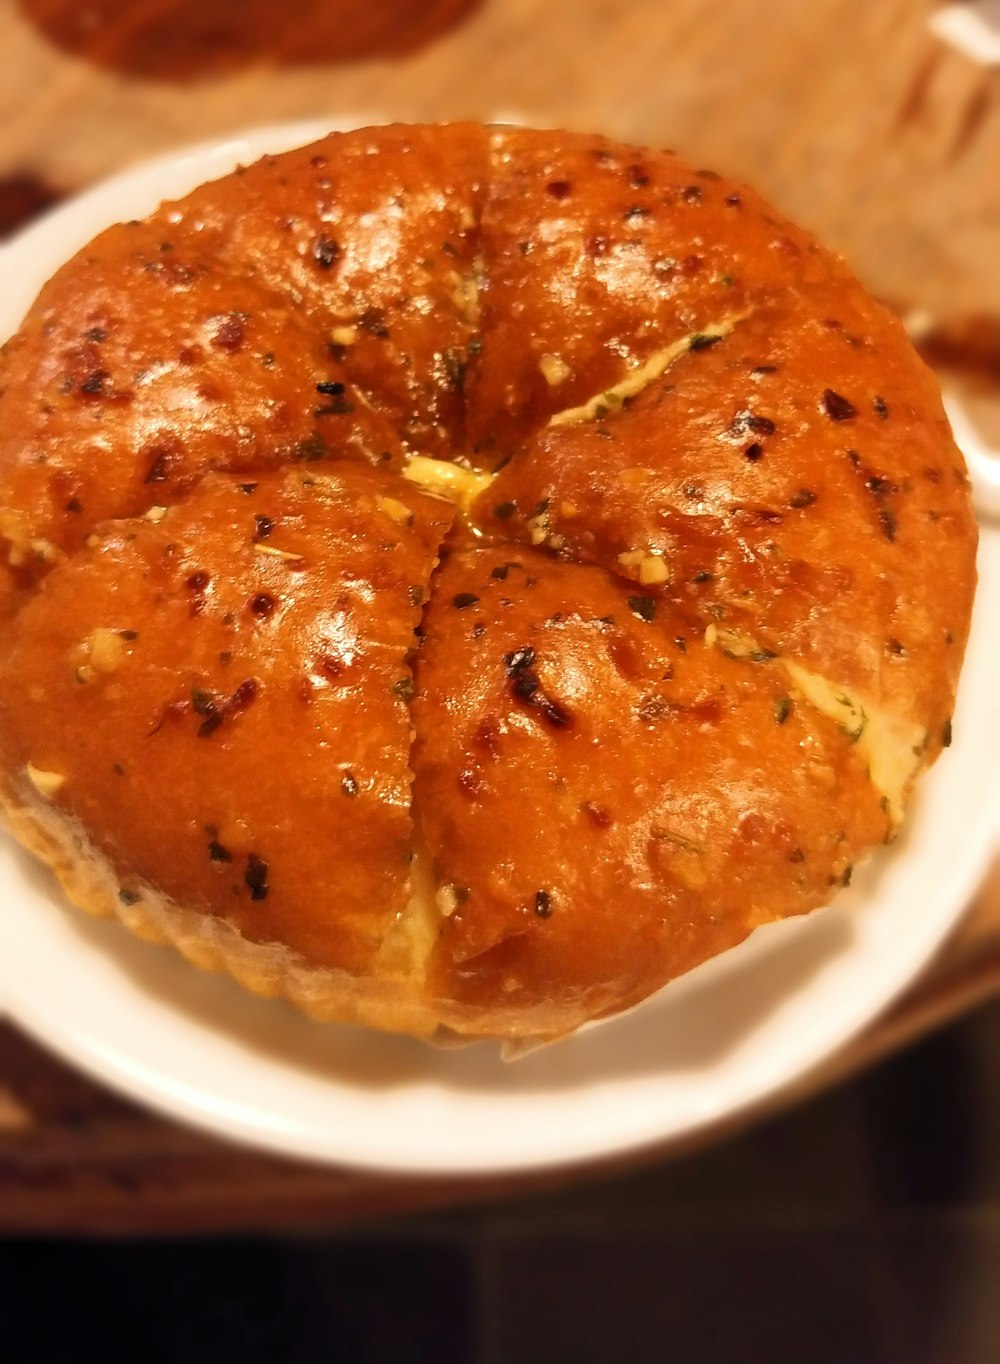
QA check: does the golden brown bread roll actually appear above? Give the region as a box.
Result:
[0,124,978,1043]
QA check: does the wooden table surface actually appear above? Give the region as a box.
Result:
[0,0,997,1232]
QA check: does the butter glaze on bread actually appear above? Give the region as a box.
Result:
[0,124,977,1042]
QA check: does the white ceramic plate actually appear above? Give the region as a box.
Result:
[0,124,997,1176]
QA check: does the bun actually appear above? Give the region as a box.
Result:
[0,125,977,1043]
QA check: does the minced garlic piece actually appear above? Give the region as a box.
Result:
[25,764,65,797]
[449,271,480,325]
[143,505,168,524]
[435,885,460,917]
[539,353,572,387]
[87,627,126,674]
[29,538,58,563]
[254,544,304,563]
[638,554,669,586]
[376,495,414,525]
[331,325,358,346]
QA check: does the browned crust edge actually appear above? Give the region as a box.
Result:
[0,769,597,1046]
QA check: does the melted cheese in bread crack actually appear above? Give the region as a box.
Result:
[707,626,926,823]
[403,454,494,509]
[548,317,747,428]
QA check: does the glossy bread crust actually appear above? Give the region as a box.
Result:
[0,124,978,1042]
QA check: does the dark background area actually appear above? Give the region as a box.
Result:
[4,998,999,1363]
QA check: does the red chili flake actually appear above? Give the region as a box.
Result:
[66,497,82,513]
[253,514,274,542]
[293,435,329,463]
[504,647,572,728]
[212,314,246,352]
[313,235,340,268]
[942,718,953,748]
[493,501,517,521]
[874,395,889,419]
[250,593,275,618]
[585,234,610,257]
[624,205,649,221]
[581,800,613,829]
[534,889,553,918]
[233,679,258,709]
[627,595,657,622]
[546,180,572,199]
[637,695,675,722]
[245,854,269,901]
[453,593,479,610]
[627,164,649,188]
[751,364,778,376]
[822,389,858,421]
[681,185,702,202]
[193,678,258,738]
[191,686,219,725]
[744,442,764,462]
[144,441,181,484]
[865,474,897,495]
[208,840,233,863]
[79,369,109,396]
[789,488,817,509]
[689,333,723,351]
[186,571,210,592]
[728,410,775,438]
[490,564,509,580]
[341,771,359,797]
[878,506,897,541]
[725,193,741,206]
[316,381,345,396]
[84,326,107,342]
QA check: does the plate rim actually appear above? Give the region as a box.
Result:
[0,122,997,1176]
